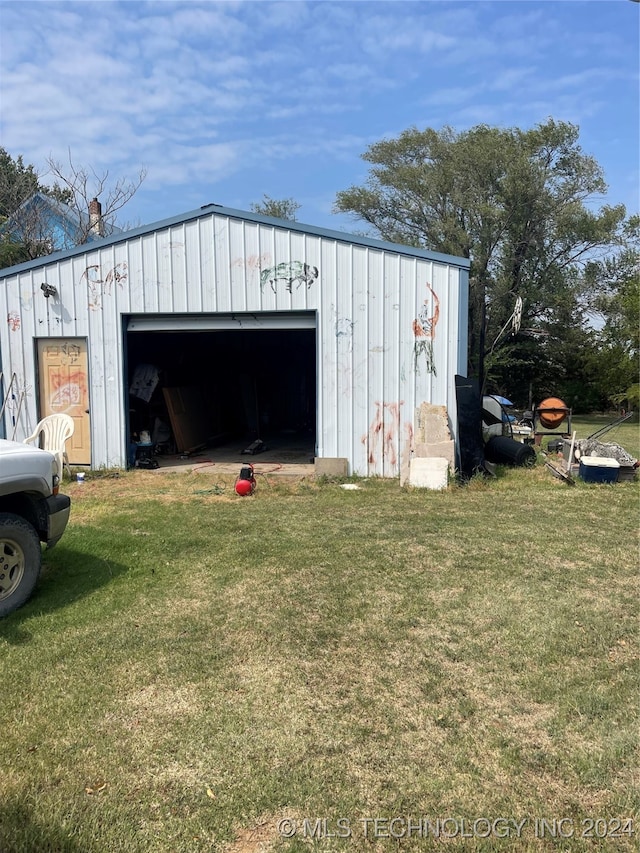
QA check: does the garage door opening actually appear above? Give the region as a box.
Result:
[125,314,316,467]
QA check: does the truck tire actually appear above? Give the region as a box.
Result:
[0,513,42,617]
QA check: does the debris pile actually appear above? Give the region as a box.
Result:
[573,440,636,467]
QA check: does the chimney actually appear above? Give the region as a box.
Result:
[89,197,104,237]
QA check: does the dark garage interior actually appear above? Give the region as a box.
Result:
[125,327,316,465]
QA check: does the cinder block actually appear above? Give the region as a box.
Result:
[409,457,450,490]
[314,457,349,477]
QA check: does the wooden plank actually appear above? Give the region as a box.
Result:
[162,387,210,453]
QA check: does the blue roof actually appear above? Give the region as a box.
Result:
[1,191,123,263]
[0,201,470,276]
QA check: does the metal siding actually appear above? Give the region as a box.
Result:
[274,228,291,312]
[349,249,369,473]
[228,219,247,312]
[304,234,322,312]
[168,224,188,313]
[86,243,125,468]
[2,271,28,438]
[317,239,336,459]
[398,255,417,473]
[155,227,173,313]
[239,220,259,312]
[197,218,215,312]
[0,208,468,475]
[367,251,387,475]
[334,243,353,461]
[124,238,143,313]
[290,231,308,311]
[343,245,366,467]
[213,216,232,313]
[256,225,274,312]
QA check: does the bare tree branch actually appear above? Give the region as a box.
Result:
[45,150,147,243]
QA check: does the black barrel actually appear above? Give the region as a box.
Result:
[484,436,537,467]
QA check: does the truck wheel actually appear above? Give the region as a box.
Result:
[0,514,42,617]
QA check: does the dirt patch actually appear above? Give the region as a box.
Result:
[225,815,281,853]
[123,682,202,718]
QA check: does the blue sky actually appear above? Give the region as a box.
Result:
[1,0,638,236]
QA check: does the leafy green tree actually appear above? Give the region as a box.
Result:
[250,195,300,221]
[334,120,626,402]
[0,148,40,218]
[582,215,639,408]
[0,148,59,266]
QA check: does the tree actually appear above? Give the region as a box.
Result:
[0,148,41,219]
[250,194,300,221]
[334,120,626,402]
[0,148,72,266]
[45,151,147,244]
[0,148,146,266]
[582,215,640,408]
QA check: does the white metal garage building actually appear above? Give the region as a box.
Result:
[0,204,469,478]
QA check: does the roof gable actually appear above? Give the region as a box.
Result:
[0,202,470,276]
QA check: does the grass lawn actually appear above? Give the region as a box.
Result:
[1,416,638,852]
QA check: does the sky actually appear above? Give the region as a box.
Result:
[0,0,638,237]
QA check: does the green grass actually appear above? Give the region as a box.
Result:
[1,421,638,853]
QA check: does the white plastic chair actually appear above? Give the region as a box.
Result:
[24,413,75,477]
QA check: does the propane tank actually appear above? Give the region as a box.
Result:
[235,464,256,496]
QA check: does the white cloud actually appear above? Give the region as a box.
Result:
[0,0,636,232]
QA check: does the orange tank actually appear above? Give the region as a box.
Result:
[538,397,567,429]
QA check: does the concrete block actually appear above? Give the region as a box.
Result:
[416,403,451,444]
[409,457,450,490]
[414,440,456,469]
[315,457,348,477]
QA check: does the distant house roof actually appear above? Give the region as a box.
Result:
[1,191,122,254]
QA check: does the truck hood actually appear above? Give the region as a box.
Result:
[0,439,57,494]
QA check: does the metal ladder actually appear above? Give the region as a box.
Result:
[0,372,26,440]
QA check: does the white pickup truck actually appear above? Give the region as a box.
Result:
[0,439,71,616]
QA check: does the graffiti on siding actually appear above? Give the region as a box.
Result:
[330,305,357,388]
[336,317,354,339]
[233,253,273,272]
[335,307,355,356]
[259,261,318,293]
[413,282,440,375]
[362,401,404,467]
[7,311,20,331]
[404,421,414,453]
[81,263,128,310]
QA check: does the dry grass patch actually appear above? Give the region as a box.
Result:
[1,444,638,852]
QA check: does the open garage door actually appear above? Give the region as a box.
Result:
[125,312,317,465]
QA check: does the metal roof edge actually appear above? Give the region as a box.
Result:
[0,203,470,277]
[226,206,471,268]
